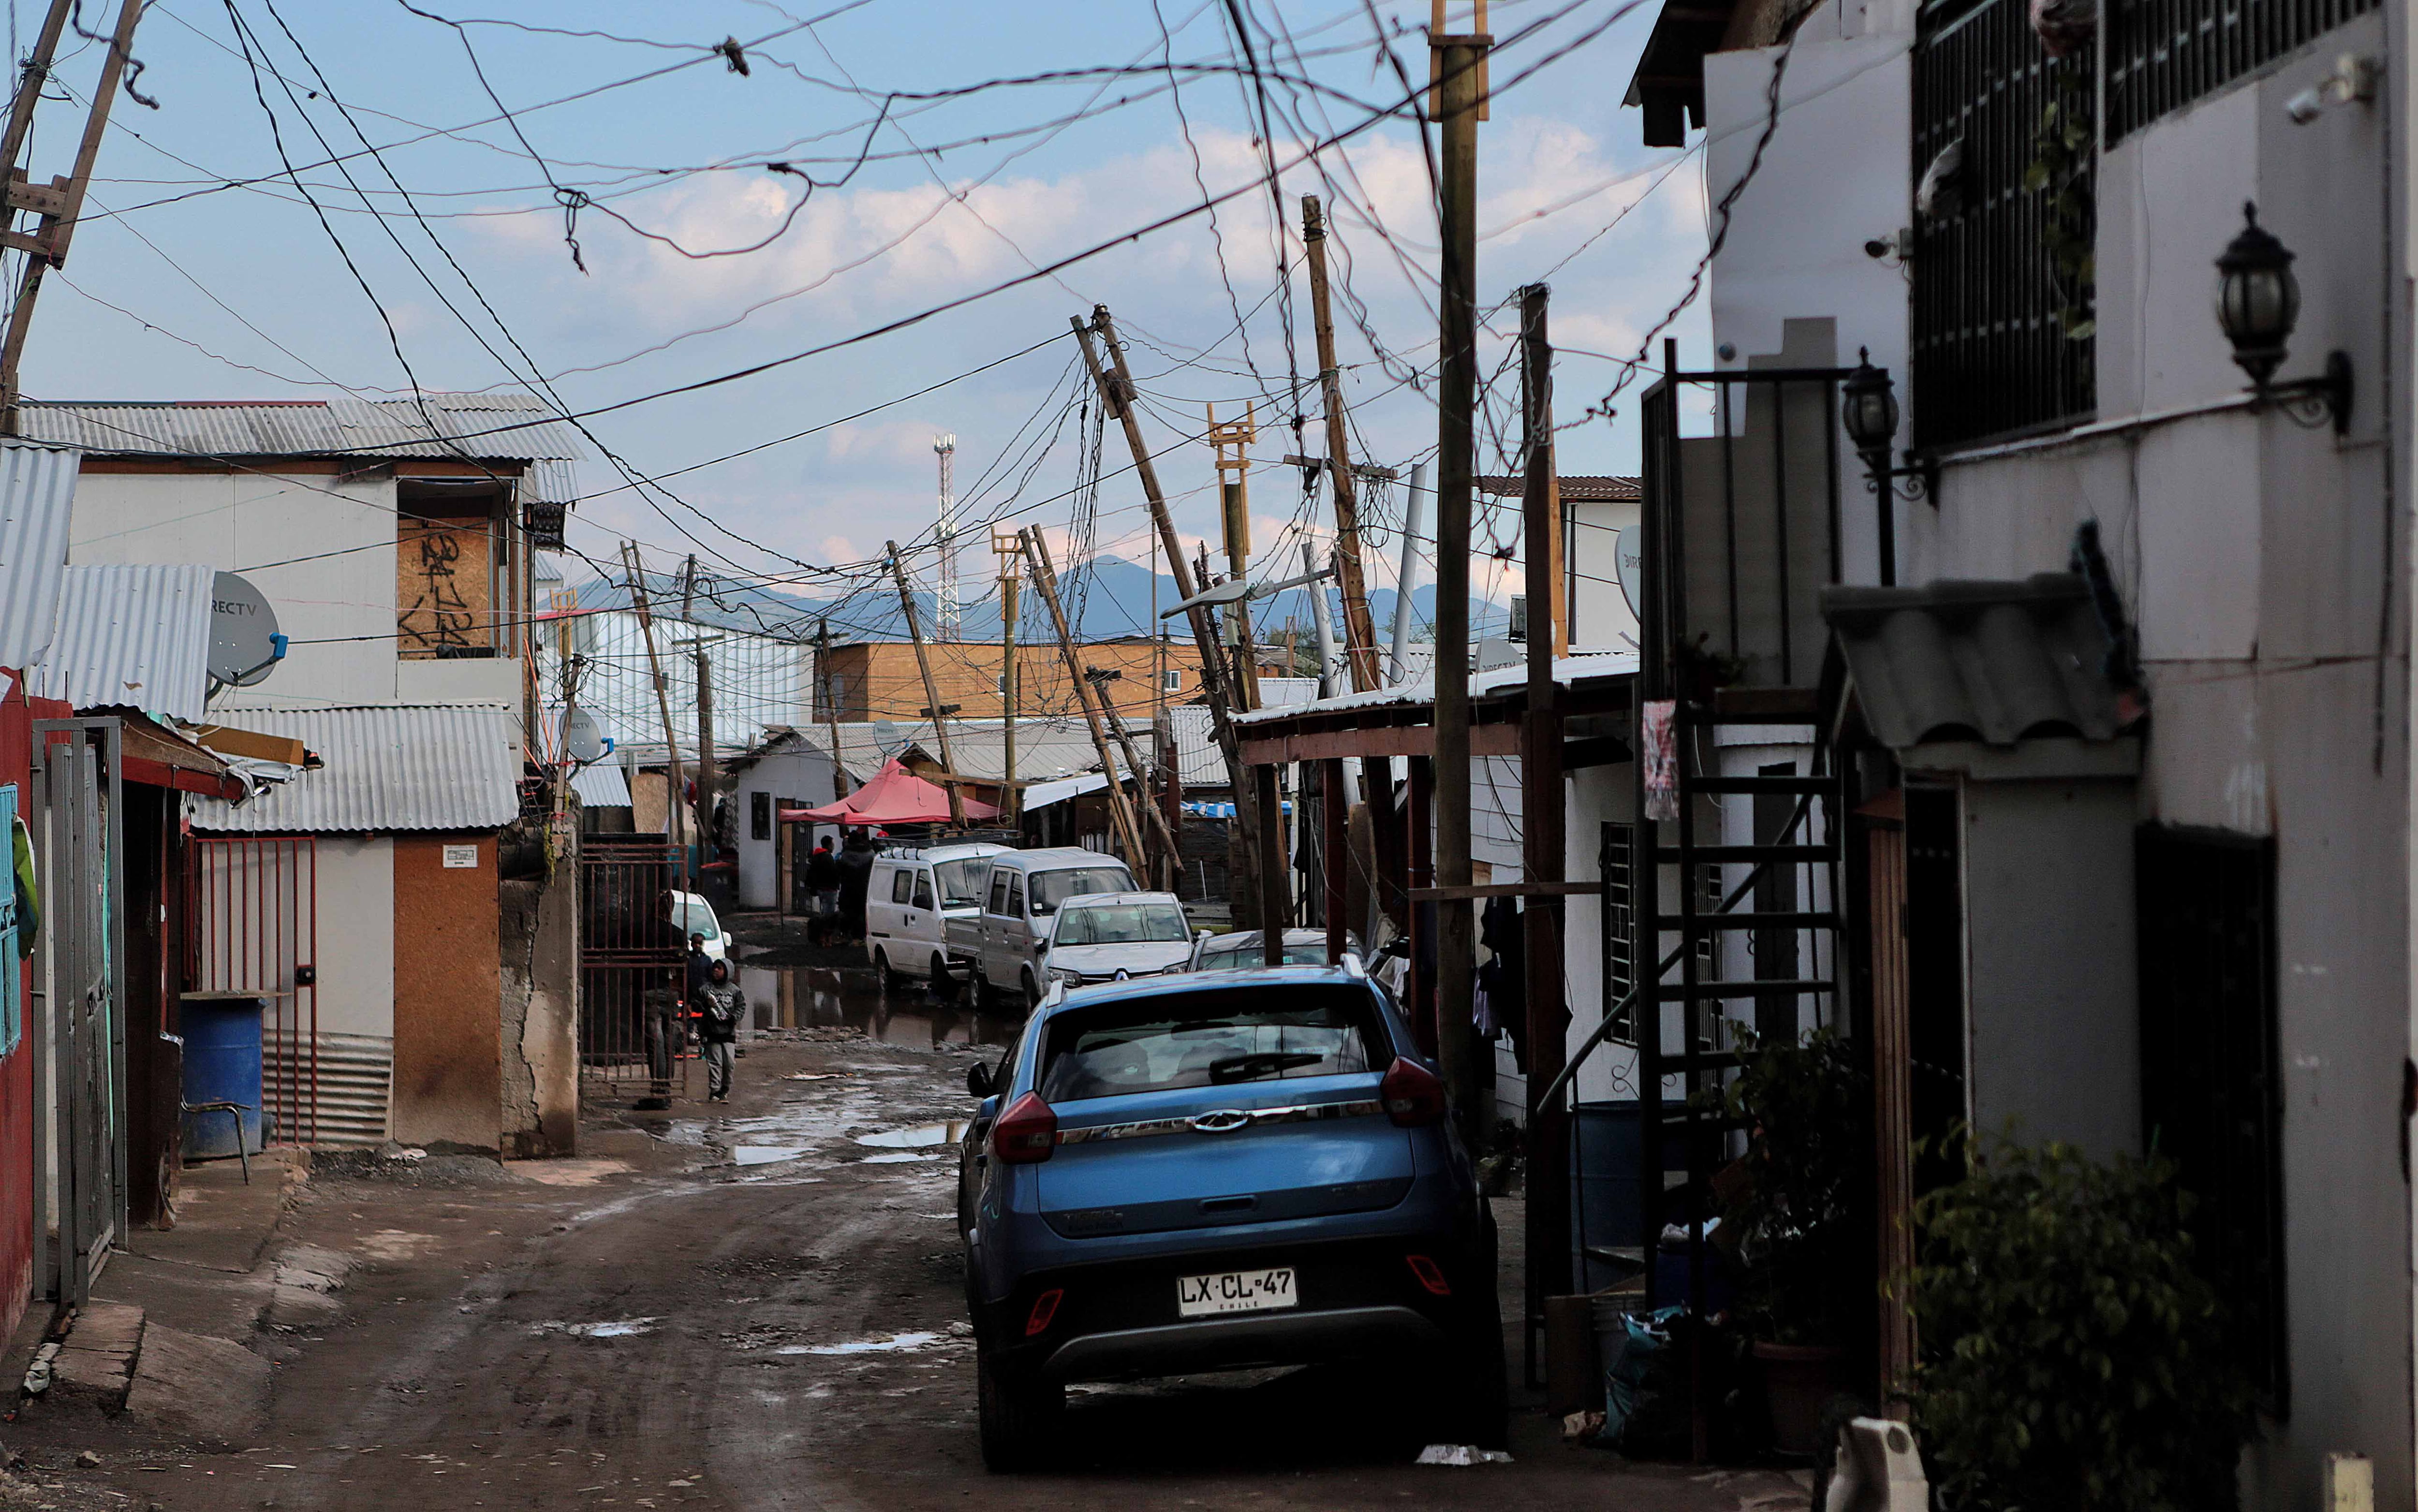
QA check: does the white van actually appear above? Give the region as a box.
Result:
[943,847,1137,1007]
[865,842,1010,990]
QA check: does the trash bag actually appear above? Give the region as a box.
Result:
[1595,1306,1691,1458]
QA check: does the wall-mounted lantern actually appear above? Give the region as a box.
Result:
[2215,202,2351,434]
[1838,348,1937,587]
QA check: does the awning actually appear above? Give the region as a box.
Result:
[782,757,1000,826]
[1182,800,1295,819]
[1021,771,1111,810]
[117,712,244,801]
[570,760,631,808]
[189,704,522,833]
[1823,573,2141,776]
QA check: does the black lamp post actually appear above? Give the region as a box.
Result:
[1838,348,1935,587]
[2215,201,2351,434]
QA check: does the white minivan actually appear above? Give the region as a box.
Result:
[943,847,1136,1007]
[865,842,1010,991]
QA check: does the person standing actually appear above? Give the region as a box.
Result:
[684,931,714,1004]
[836,828,877,943]
[805,837,841,944]
[694,959,746,1102]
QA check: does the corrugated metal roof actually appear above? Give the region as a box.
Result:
[16,394,586,463]
[571,760,631,808]
[1478,474,1640,502]
[189,704,523,833]
[27,563,215,721]
[531,550,566,585]
[1824,575,2130,749]
[525,456,579,505]
[0,439,81,672]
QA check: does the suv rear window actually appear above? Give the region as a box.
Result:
[1037,985,1388,1102]
[1028,865,1136,914]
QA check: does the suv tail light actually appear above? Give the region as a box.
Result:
[990,1091,1059,1163]
[1380,1057,1446,1127]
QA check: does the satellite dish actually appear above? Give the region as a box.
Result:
[208,572,284,689]
[1614,526,1644,623]
[562,707,606,764]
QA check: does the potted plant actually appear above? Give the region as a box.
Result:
[1704,1027,1871,1455]
[1904,1136,2254,1511]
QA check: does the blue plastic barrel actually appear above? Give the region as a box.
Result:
[180,995,265,1158]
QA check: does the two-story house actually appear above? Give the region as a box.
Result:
[29,395,583,1152]
[1628,0,2408,1497]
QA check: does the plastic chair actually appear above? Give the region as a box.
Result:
[182,1100,252,1184]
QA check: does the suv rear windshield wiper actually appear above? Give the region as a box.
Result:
[1208,1051,1325,1084]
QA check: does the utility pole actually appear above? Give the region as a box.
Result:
[1392,462,1430,684]
[0,0,146,433]
[993,531,1022,828]
[816,617,850,800]
[686,642,720,858]
[1519,283,1571,1320]
[885,540,968,826]
[1431,5,1490,1133]
[1301,194,1382,693]
[621,543,690,854]
[1206,402,1263,711]
[1085,665,1180,883]
[1072,306,1270,932]
[1021,528,1148,870]
[935,434,960,642]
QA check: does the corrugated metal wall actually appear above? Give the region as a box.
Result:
[0,439,81,673]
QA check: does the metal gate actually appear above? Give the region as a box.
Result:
[31,720,124,1307]
[186,837,324,1143]
[579,833,683,1092]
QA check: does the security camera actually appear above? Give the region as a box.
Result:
[2285,85,2326,124]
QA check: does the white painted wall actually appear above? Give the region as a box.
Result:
[1704,26,1911,590]
[69,470,403,710]
[729,742,840,910]
[311,836,395,1042]
[1567,498,1641,652]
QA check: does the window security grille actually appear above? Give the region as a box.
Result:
[2106,0,2378,142]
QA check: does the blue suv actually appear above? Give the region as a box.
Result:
[955,964,1506,1469]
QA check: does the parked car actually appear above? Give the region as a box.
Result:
[1036,892,1194,987]
[945,847,1137,1008]
[954,962,1504,1469]
[1187,927,1363,972]
[867,842,1012,991]
[667,891,732,963]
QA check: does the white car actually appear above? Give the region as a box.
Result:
[668,891,733,963]
[1036,891,1196,988]
[866,842,1011,990]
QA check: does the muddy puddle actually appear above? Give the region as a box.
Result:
[733,961,1019,1050]
[854,1122,966,1149]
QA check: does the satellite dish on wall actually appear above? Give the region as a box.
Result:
[208,572,285,689]
[1614,526,1644,622]
[563,707,606,764]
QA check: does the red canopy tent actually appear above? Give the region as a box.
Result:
[780,757,998,827]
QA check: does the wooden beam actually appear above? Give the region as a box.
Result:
[189,724,311,767]
[1563,734,1632,769]
[1239,721,1520,765]
[1410,881,1595,901]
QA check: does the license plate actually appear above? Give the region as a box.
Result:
[1176,1267,1298,1317]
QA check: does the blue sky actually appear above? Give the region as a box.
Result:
[21,0,1708,634]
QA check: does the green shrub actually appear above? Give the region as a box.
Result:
[1905,1137,2255,1511]
[1707,1027,1871,1347]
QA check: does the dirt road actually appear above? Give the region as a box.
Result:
[10,939,1801,1512]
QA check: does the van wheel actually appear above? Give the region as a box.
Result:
[1020,968,1042,1005]
[876,950,903,993]
[973,970,1001,1013]
[976,1339,1061,1471]
[931,954,957,1000]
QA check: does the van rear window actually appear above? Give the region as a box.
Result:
[1037,985,1387,1103]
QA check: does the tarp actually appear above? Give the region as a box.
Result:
[781,757,997,826]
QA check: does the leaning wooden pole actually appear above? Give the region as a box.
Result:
[1021,529,1149,870]
[621,543,690,854]
[1072,307,1269,925]
[885,541,968,825]
[1302,194,1383,694]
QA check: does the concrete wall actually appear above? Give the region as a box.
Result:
[499,867,578,1158]
[312,837,396,1040]
[826,641,1207,724]
[1567,498,1641,652]
[391,835,501,1151]
[68,469,403,710]
[1893,17,2409,1505]
[1705,24,1911,592]
[729,744,840,911]
[1565,761,1640,1106]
